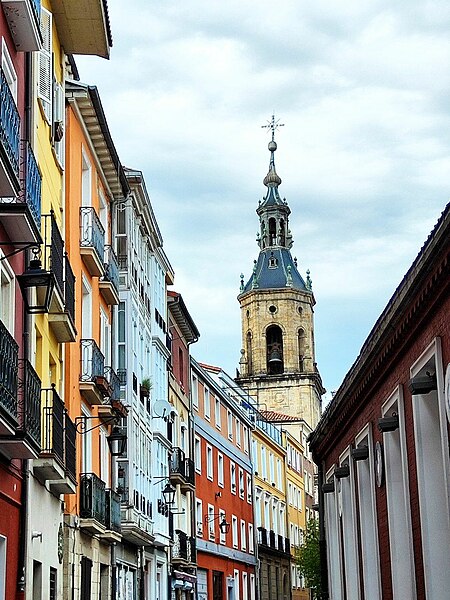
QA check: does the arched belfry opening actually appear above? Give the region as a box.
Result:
[279,218,285,246]
[298,328,305,372]
[269,217,277,246]
[246,331,253,375]
[266,325,284,375]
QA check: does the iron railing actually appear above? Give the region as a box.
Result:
[188,536,196,563]
[65,413,76,482]
[79,207,105,263]
[17,359,41,450]
[64,254,75,324]
[269,529,276,549]
[183,458,195,486]
[41,385,64,464]
[117,254,127,270]
[117,369,127,386]
[21,141,41,231]
[0,67,20,183]
[80,473,106,524]
[102,245,119,293]
[80,339,105,382]
[257,527,268,546]
[0,318,18,425]
[105,489,121,533]
[169,447,185,477]
[172,530,188,561]
[104,366,120,401]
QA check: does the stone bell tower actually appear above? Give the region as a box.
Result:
[236,117,324,428]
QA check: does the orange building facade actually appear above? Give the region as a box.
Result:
[192,359,256,600]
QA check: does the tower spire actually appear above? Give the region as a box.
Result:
[261,114,284,186]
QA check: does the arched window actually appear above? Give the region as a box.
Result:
[298,328,305,371]
[246,331,253,375]
[269,218,277,246]
[266,325,284,375]
[279,219,285,246]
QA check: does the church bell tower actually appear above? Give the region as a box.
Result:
[236,117,324,428]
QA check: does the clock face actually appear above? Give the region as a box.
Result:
[375,441,384,488]
[445,364,450,424]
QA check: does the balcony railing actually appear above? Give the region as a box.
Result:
[41,385,64,464]
[0,67,20,184]
[104,366,120,401]
[80,207,105,263]
[169,447,185,477]
[183,458,195,486]
[80,339,105,382]
[0,318,18,427]
[105,489,121,533]
[65,413,76,482]
[21,141,41,232]
[17,359,41,451]
[117,369,127,386]
[64,254,75,325]
[80,472,106,524]
[269,529,276,549]
[172,530,188,561]
[102,245,119,291]
[257,527,268,546]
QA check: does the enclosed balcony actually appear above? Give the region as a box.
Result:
[79,472,106,534]
[79,206,105,277]
[99,245,119,305]
[40,213,76,342]
[79,339,106,406]
[0,318,19,435]
[181,457,195,492]
[172,530,189,563]
[1,359,41,459]
[33,385,76,494]
[2,0,42,51]
[101,489,122,542]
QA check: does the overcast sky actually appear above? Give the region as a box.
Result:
[77,0,449,402]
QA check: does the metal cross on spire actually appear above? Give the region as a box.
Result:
[261,114,284,141]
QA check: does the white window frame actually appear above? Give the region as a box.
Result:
[192,375,198,409]
[38,8,52,123]
[0,254,15,334]
[324,465,343,600]
[206,444,213,481]
[207,504,215,540]
[239,468,244,499]
[194,436,201,474]
[204,387,210,421]
[217,453,224,488]
[215,397,221,429]
[242,572,248,600]
[248,523,254,553]
[227,410,233,440]
[381,386,416,600]
[1,39,17,103]
[196,499,203,537]
[240,519,246,551]
[230,462,236,494]
[219,509,226,545]
[246,473,252,503]
[232,516,238,549]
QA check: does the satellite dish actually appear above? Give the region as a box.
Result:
[153,399,172,419]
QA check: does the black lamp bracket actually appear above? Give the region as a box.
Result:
[75,407,122,434]
[0,242,39,262]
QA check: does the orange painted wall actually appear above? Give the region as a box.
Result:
[63,103,113,515]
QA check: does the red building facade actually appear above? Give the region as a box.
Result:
[310,203,450,600]
[192,359,257,600]
[0,4,42,599]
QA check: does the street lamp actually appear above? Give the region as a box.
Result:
[162,483,176,505]
[107,426,127,457]
[18,254,54,313]
[204,513,231,534]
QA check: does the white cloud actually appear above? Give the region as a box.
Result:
[77,0,449,391]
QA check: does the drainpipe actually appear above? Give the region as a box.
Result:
[17,47,34,599]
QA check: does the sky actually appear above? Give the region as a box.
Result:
[77,0,450,402]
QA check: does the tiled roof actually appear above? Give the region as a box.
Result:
[260,410,302,423]
[242,248,309,294]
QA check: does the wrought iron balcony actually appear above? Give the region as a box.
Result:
[188,535,196,563]
[99,245,120,305]
[169,447,186,485]
[0,318,19,434]
[0,67,20,195]
[34,385,76,493]
[11,359,41,459]
[79,207,105,277]
[79,339,106,406]
[65,413,76,483]
[2,0,42,52]
[257,526,268,546]
[269,529,276,549]
[182,458,195,489]
[80,472,106,533]
[172,530,189,562]
[104,366,120,402]
[64,254,76,326]
[277,534,285,553]
[105,489,121,533]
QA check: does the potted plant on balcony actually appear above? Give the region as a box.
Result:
[140,377,152,399]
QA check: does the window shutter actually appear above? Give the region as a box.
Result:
[39,8,52,123]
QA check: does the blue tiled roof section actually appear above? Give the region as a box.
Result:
[242,248,309,293]
[261,184,283,207]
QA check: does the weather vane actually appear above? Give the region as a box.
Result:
[261,114,284,141]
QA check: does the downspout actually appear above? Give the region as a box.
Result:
[17,48,34,598]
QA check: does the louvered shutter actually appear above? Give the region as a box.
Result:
[39,8,52,123]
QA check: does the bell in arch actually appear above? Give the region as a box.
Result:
[268,342,283,365]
